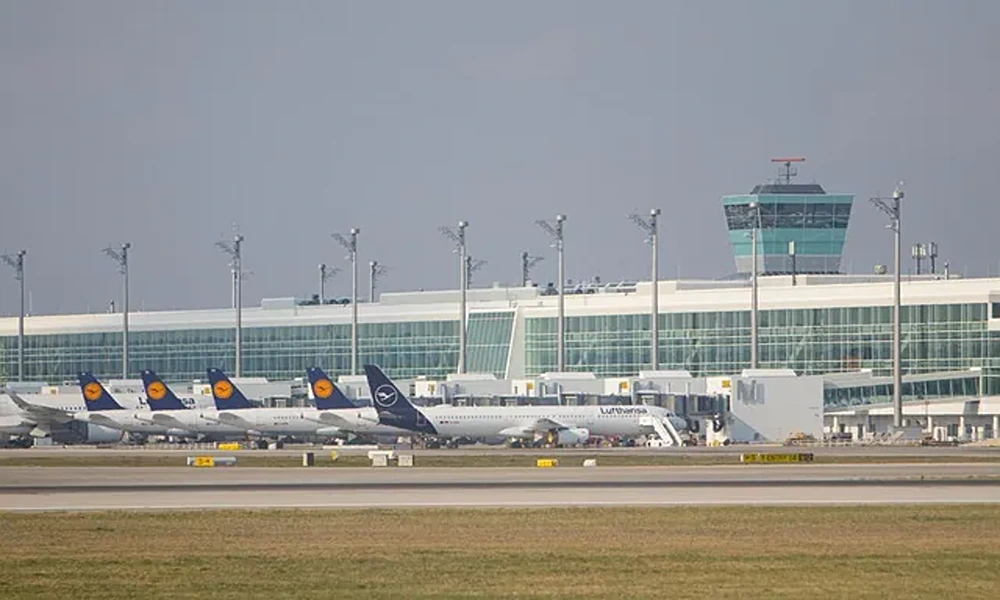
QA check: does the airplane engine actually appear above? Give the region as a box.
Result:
[551,427,590,446]
[315,427,346,438]
[85,424,126,444]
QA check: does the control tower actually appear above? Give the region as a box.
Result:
[723,158,854,275]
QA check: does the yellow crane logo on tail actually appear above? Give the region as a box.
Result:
[213,380,234,400]
[146,381,167,401]
[313,379,334,399]
[83,382,103,402]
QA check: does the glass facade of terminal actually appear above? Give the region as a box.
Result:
[466,311,515,377]
[0,311,517,384]
[525,302,1000,395]
[2,303,999,397]
[0,320,459,383]
[823,375,982,410]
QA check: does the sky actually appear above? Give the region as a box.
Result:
[1,0,998,316]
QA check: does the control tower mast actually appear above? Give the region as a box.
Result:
[772,157,806,185]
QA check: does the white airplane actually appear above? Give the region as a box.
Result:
[137,369,247,439]
[363,364,688,446]
[2,386,125,444]
[72,372,193,437]
[305,366,414,438]
[205,368,344,439]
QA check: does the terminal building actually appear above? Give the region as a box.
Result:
[2,162,999,440]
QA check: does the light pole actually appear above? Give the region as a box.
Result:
[318,263,339,304]
[333,228,360,375]
[788,241,797,286]
[536,215,566,372]
[229,269,253,308]
[871,184,904,429]
[748,202,760,369]
[215,235,244,376]
[369,260,388,302]
[630,209,661,370]
[521,251,543,287]
[439,221,468,373]
[103,243,131,379]
[2,250,26,381]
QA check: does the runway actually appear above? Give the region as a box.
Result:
[1,464,998,511]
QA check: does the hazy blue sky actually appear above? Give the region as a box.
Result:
[1,1,998,315]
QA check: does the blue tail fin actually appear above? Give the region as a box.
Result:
[307,367,356,410]
[78,373,124,411]
[206,368,254,410]
[363,364,437,434]
[140,370,188,411]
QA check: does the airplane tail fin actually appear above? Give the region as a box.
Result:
[206,368,254,410]
[363,364,436,434]
[78,373,125,411]
[140,370,188,411]
[307,367,355,410]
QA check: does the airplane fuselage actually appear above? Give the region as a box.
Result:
[387,404,682,440]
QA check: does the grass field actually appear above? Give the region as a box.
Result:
[2,451,1000,468]
[1,505,999,599]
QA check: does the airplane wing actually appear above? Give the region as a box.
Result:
[497,417,572,439]
[528,417,571,431]
[149,413,187,428]
[310,412,356,429]
[325,410,381,426]
[209,411,255,429]
[4,390,75,424]
[84,413,123,428]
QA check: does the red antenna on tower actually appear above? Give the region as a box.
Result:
[771,157,805,185]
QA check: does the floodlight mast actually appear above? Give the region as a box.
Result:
[2,250,27,381]
[629,209,661,370]
[750,202,760,369]
[536,215,566,372]
[103,243,131,378]
[466,255,487,285]
[788,241,797,286]
[215,236,244,376]
[521,251,544,287]
[439,221,468,373]
[318,263,340,304]
[332,229,360,375]
[870,183,905,429]
[369,260,388,303]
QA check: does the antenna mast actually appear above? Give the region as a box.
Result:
[771,157,806,185]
